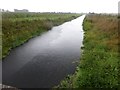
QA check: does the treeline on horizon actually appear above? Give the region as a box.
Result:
[2,12,81,18]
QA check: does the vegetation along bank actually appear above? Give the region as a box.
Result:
[57,14,119,88]
[2,12,81,58]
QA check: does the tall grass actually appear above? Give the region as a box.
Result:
[2,12,81,58]
[57,14,119,88]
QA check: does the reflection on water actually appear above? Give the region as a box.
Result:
[2,15,85,88]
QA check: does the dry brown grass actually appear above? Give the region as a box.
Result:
[88,14,119,51]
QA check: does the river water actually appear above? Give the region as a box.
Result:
[2,15,85,88]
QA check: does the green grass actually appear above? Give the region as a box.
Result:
[2,12,81,58]
[56,14,119,88]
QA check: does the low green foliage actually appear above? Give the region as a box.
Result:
[57,14,119,88]
[2,12,81,58]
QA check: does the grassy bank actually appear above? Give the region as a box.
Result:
[2,12,81,58]
[56,14,119,88]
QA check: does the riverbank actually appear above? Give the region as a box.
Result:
[2,12,81,58]
[3,14,84,88]
[57,14,119,88]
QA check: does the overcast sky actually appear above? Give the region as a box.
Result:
[0,0,119,13]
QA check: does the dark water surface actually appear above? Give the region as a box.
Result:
[2,15,85,88]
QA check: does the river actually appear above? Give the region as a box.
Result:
[2,15,85,88]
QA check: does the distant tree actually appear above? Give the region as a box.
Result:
[2,9,4,12]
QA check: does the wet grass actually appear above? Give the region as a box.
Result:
[56,14,119,88]
[2,12,81,58]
